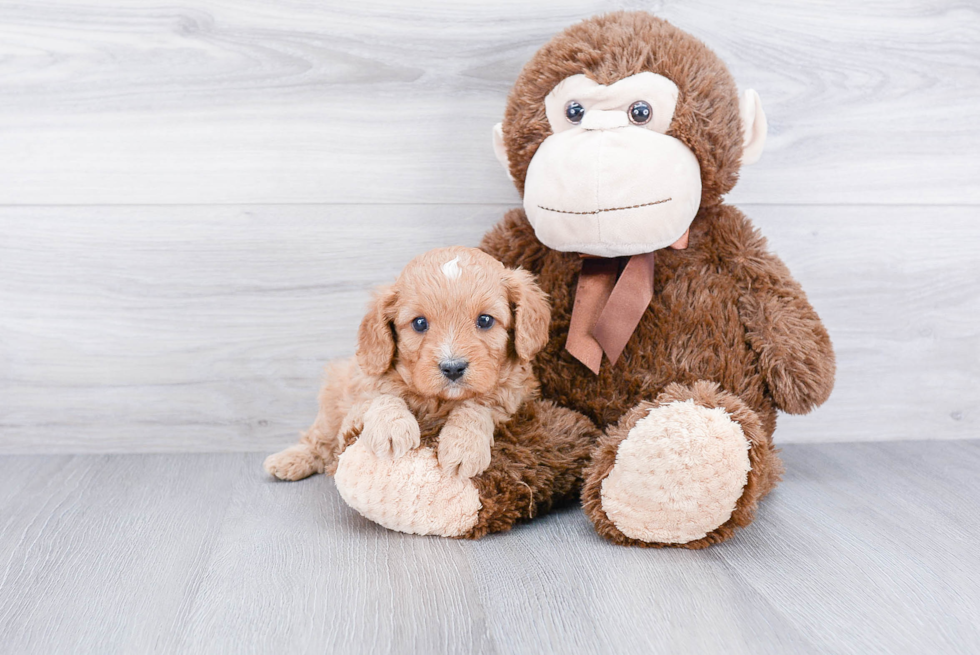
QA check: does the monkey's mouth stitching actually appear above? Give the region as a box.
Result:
[536,198,672,215]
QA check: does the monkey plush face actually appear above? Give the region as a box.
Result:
[522,72,700,257]
[492,12,768,258]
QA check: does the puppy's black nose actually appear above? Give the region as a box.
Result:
[440,360,468,381]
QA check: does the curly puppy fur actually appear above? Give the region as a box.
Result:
[480,11,835,547]
[264,246,553,483]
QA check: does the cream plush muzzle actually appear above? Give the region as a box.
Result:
[524,72,701,258]
[492,72,767,258]
[523,126,701,257]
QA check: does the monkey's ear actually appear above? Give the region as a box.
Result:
[505,268,551,362]
[739,89,768,165]
[356,285,398,377]
[492,123,514,181]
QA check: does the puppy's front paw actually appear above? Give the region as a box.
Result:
[362,396,421,459]
[438,423,493,478]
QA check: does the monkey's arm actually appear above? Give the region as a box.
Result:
[479,208,550,273]
[728,214,836,415]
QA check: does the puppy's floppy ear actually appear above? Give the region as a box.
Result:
[504,268,551,362]
[356,284,398,376]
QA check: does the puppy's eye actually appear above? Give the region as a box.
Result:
[565,101,585,124]
[476,314,495,330]
[411,317,428,333]
[628,100,652,125]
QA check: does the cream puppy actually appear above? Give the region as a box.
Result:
[264,246,550,481]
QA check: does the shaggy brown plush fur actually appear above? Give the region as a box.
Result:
[408,399,599,539]
[480,11,835,547]
[466,399,598,538]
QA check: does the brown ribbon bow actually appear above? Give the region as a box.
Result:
[565,229,689,374]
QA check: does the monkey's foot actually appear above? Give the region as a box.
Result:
[602,401,750,543]
[582,381,781,548]
[334,439,481,537]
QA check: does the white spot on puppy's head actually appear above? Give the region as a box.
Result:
[441,256,462,281]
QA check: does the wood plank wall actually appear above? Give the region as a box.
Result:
[1,1,977,452]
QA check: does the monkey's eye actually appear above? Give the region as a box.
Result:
[628,100,652,125]
[476,314,495,330]
[411,317,428,333]
[565,101,585,124]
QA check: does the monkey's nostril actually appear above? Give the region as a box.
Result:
[439,360,468,382]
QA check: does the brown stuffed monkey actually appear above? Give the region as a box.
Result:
[310,11,834,549]
[477,11,836,548]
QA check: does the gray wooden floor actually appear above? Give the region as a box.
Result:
[1,440,978,654]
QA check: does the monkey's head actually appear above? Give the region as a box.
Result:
[492,12,767,258]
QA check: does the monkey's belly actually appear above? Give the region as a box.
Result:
[334,440,482,537]
[542,288,761,427]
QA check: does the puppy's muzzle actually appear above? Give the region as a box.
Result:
[439,359,468,382]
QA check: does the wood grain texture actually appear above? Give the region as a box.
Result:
[1,204,977,453]
[0,454,246,652]
[0,441,978,654]
[0,0,976,205]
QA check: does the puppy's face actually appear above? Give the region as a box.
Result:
[356,247,550,401]
[393,256,511,400]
